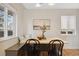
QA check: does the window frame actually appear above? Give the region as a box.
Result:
[61,16,76,35]
[0,4,17,41]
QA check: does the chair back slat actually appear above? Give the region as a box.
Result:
[48,39,64,56]
[25,39,40,56]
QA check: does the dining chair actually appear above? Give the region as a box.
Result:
[25,39,40,56]
[48,39,64,56]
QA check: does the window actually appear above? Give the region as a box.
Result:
[61,16,76,35]
[0,6,5,38]
[7,10,14,36]
[0,4,17,41]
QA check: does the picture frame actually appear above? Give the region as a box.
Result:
[33,19,50,30]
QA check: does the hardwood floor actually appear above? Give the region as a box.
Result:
[39,49,79,56]
[63,49,79,56]
[33,49,79,56]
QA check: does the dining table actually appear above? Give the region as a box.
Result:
[5,38,68,56]
[19,38,67,55]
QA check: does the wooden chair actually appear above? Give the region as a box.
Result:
[48,39,64,56]
[25,39,40,56]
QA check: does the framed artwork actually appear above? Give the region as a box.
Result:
[33,19,50,30]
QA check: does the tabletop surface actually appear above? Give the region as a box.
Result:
[5,43,25,51]
[5,38,66,51]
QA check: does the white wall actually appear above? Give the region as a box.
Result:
[23,9,79,49]
[0,4,25,56]
[10,3,26,36]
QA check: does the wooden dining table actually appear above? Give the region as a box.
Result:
[19,38,67,56]
[5,38,68,56]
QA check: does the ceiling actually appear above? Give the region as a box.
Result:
[23,3,79,9]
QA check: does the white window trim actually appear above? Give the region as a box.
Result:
[61,16,76,35]
[0,4,17,41]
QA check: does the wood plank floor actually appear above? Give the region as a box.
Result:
[40,49,79,56]
[63,49,79,56]
[22,49,79,56]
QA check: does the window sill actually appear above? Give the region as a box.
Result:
[0,36,17,42]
